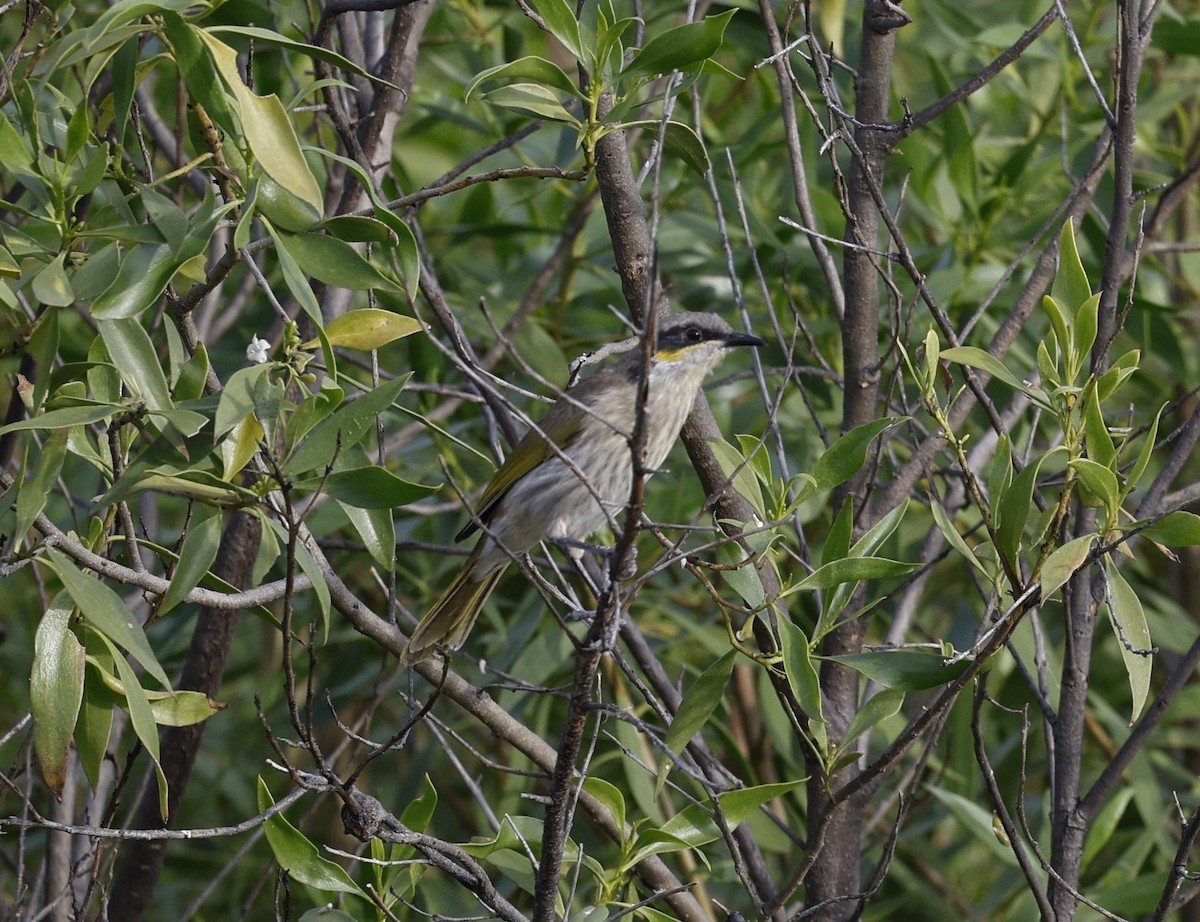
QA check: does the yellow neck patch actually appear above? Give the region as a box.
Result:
[655,345,699,363]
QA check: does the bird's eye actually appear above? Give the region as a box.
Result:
[684,326,703,343]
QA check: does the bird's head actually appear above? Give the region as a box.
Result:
[651,312,765,370]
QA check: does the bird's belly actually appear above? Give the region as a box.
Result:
[477,453,633,571]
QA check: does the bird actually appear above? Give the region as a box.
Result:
[403,311,764,662]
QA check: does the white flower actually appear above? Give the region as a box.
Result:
[246,335,271,365]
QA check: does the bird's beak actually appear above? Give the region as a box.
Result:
[723,330,766,349]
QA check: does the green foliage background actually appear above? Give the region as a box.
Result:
[3,0,1200,919]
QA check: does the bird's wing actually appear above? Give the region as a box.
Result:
[454,400,588,542]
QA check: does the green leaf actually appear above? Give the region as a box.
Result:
[1039,534,1097,600]
[0,403,122,435]
[96,470,258,508]
[655,779,803,851]
[791,556,919,592]
[304,148,421,299]
[143,690,222,727]
[84,0,196,48]
[32,253,75,306]
[528,0,583,61]
[14,428,68,550]
[263,217,322,324]
[208,25,392,88]
[339,501,395,572]
[928,493,987,576]
[254,171,322,233]
[97,318,172,412]
[708,436,765,520]
[89,241,176,319]
[778,620,823,721]
[996,453,1045,563]
[465,56,580,103]
[221,413,265,480]
[811,417,905,493]
[1083,385,1115,468]
[284,376,407,476]
[939,346,1040,400]
[1105,561,1152,725]
[215,365,271,439]
[44,548,172,691]
[140,185,188,253]
[86,658,222,726]
[159,506,223,616]
[31,594,86,796]
[613,119,710,175]
[321,215,398,244]
[481,83,580,124]
[174,342,211,401]
[582,777,626,840]
[300,466,434,509]
[1141,511,1200,547]
[1041,295,1072,364]
[842,687,904,743]
[195,28,323,215]
[1068,458,1120,518]
[1082,788,1135,873]
[715,540,766,610]
[929,786,1019,866]
[1096,349,1141,402]
[401,775,438,834]
[77,667,115,789]
[1123,406,1162,500]
[664,649,736,755]
[319,308,424,352]
[100,630,169,818]
[822,498,854,568]
[1073,293,1100,369]
[622,10,737,79]
[274,232,404,293]
[1052,218,1093,314]
[257,777,368,898]
[824,650,969,691]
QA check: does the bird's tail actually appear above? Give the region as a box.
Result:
[403,547,504,664]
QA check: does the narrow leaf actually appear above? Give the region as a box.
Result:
[1039,534,1097,600]
[465,56,580,103]
[665,649,736,754]
[1141,511,1200,547]
[622,10,737,79]
[778,620,823,721]
[31,595,86,796]
[528,0,583,60]
[1105,561,1152,724]
[791,556,919,592]
[1052,218,1093,314]
[97,318,172,411]
[825,650,968,691]
[45,548,172,690]
[811,417,905,493]
[842,687,904,743]
[319,308,424,352]
[159,506,223,616]
[996,453,1045,562]
[257,778,367,897]
[339,501,396,572]
[302,466,435,509]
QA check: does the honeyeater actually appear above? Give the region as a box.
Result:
[403,311,763,662]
